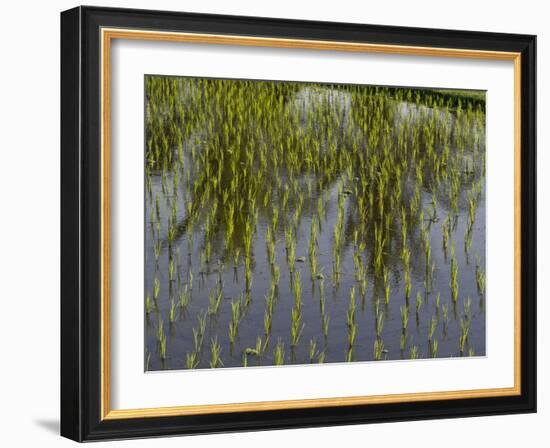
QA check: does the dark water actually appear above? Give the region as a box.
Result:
[144,80,486,371]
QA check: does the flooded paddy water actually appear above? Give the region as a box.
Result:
[144,76,486,371]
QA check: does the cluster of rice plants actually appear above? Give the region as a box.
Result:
[290,272,304,347]
[346,287,357,361]
[144,75,486,370]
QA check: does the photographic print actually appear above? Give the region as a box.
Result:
[144,76,486,371]
[61,8,536,440]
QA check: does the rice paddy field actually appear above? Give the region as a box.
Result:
[144,75,486,371]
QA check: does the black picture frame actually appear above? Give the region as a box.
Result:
[61,5,536,442]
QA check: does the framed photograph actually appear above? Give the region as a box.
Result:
[61,6,536,441]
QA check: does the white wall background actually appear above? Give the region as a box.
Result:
[0,0,545,446]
